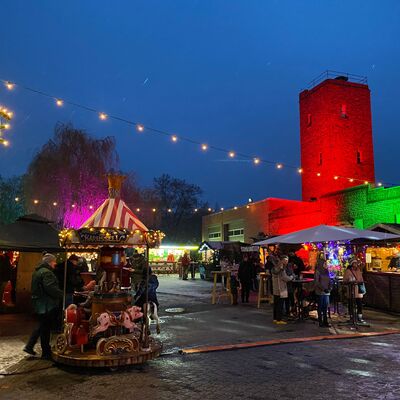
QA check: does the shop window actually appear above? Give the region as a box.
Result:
[341,103,348,118]
[357,151,361,164]
[307,114,312,127]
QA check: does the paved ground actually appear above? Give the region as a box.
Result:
[1,275,400,399]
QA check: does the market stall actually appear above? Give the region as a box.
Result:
[0,214,63,311]
[52,174,164,368]
[149,245,199,274]
[255,224,400,314]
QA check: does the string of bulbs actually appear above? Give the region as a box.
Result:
[0,78,395,189]
[13,195,222,214]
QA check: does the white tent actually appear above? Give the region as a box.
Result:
[254,225,400,245]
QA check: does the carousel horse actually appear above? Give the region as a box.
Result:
[143,302,161,335]
[91,311,118,337]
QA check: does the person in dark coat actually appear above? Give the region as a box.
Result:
[55,254,84,306]
[134,267,159,308]
[24,253,63,359]
[0,252,12,308]
[289,252,305,276]
[238,255,252,303]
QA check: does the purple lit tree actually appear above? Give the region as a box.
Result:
[23,123,139,228]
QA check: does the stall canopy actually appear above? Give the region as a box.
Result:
[368,223,400,235]
[80,197,148,231]
[0,214,63,252]
[254,224,400,246]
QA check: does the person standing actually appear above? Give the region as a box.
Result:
[0,252,12,309]
[314,258,332,327]
[238,255,252,303]
[343,259,366,323]
[180,252,191,280]
[24,253,63,359]
[271,255,293,324]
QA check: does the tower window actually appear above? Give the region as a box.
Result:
[357,151,361,164]
[341,104,348,118]
[307,114,312,127]
[319,152,323,165]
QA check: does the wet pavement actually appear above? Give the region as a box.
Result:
[1,275,400,399]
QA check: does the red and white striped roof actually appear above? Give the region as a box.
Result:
[80,198,148,232]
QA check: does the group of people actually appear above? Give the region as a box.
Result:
[225,250,366,329]
[23,251,159,360]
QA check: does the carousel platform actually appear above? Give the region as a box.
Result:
[52,337,162,368]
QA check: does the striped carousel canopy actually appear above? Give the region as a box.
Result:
[80,198,148,232]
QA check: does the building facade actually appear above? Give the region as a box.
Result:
[202,74,400,243]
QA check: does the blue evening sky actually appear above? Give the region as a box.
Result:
[0,0,399,207]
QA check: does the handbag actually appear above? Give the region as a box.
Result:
[351,269,366,295]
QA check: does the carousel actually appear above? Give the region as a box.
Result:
[52,174,165,368]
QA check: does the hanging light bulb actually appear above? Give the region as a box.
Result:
[316,172,321,177]
[53,202,58,206]
[201,144,208,151]
[99,112,107,120]
[349,178,354,183]
[15,197,19,202]
[364,181,369,185]
[71,204,76,208]
[33,199,39,205]
[89,205,94,209]
[220,207,224,211]
[3,123,10,129]
[208,208,212,212]
[136,208,141,212]
[334,176,339,180]
[5,81,15,90]
[253,157,260,165]
[377,182,383,187]
[171,135,178,142]
[276,163,283,169]
[56,99,64,107]
[234,206,238,210]
[152,208,156,212]
[194,208,198,212]
[167,208,172,213]
[136,124,144,132]
[297,168,303,174]
[229,151,235,158]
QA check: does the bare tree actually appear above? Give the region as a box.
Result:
[0,175,25,224]
[23,123,124,228]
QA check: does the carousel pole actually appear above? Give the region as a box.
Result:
[142,236,150,349]
[62,253,68,310]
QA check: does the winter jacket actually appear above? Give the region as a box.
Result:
[0,254,12,282]
[314,265,332,296]
[272,264,293,298]
[31,263,63,314]
[343,267,364,299]
[55,261,84,294]
[135,274,159,307]
[238,261,253,284]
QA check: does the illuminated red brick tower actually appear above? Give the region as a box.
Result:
[300,72,375,201]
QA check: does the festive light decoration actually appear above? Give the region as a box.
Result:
[5,81,14,90]
[0,77,393,187]
[0,105,13,147]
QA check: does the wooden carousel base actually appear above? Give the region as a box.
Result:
[52,339,162,368]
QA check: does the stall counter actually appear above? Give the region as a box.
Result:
[363,271,400,313]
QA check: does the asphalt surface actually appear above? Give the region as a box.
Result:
[1,275,400,400]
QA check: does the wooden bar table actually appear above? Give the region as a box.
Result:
[211,271,233,305]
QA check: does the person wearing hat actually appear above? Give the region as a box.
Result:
[24,253,63,359]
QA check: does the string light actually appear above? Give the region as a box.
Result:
[152,208,156,212]
[0,138,9,147]
[349,178,354,183]
[136,208,141,212]
[208,208,212,212]
[234,206,238,210]
[167,208,172,213]
[53,202,58,206]
[71,204,76,208]
[194,208,198,212]
[0,76,394,188]
[220,207,224,211]
[5,81,15,90]
[364,181,369,185]
[33,199,39,205]
[334,176,339,180]
[89,205,94,209]
[15,197,19,202]
[3,123,10,129]
[317,172,321,177]
[378,182,383,187]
